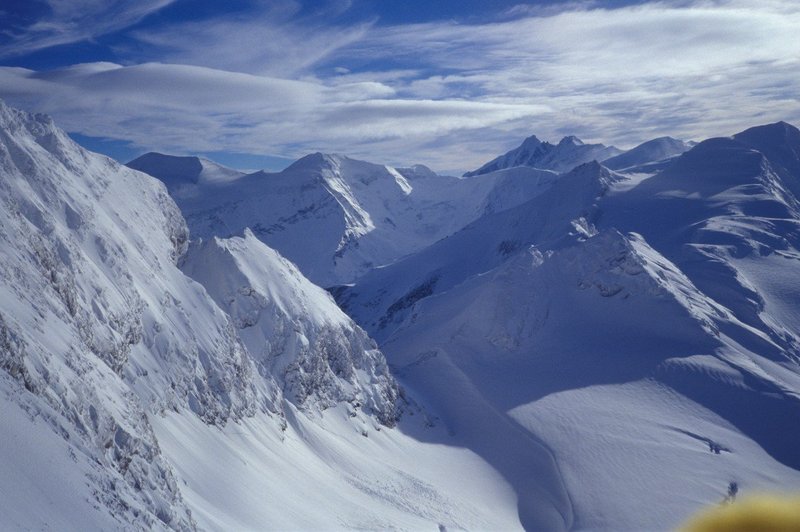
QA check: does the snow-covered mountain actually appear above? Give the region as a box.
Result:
[603,136,693,171]
[337,161,618,341]
[180,230,400,425]
[135,152,558,286]
[340,122,800,528]
[374,228,800,529]
[2,101,533,531]
[464,133,622,176]
[0,100,247,529]
[4,94,800,531]
[127,152,244,198]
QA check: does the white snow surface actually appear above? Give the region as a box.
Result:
[180,230,401,424]
[339,161,620,342]
[141,152,558,286]
[603,136,693,171]
[342,122,800,528]
[364,227,800,529]
[4,96,800,532]
[2,101,502,531]
[150,406,523,531]
[0,100,232,529]
[464,133,622,176]
[127,152,244,198]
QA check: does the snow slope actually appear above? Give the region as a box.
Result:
[127,152,244,198]
[342,122,800,528]
[0,100,538,531]
[464,134,621,176]
[180,230,400,425]
[373,229,800,529]
[0,100,244,529]
[143,152,558,286]
[603,122,800,366]
[603,136,693,171]
[338,161,619,342]
[155,221,538,531]
[5,95,800,531]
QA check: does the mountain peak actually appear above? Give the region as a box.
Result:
[284,151,346,173]
[396,164,438,180]
[734,120,800,146]
[520,134,543,150]
[558,135,584,147]
[0,100,60,139]
[732,120,800,192]
[127,152,243,189]
[602,136,693,171]
[130,151,203,175]
[570,159,620,187]
[0,100,93,175]
[465,132,620,176]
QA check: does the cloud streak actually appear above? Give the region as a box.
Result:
[0,0,798,173]
[330,0,800,143]
[129,1,372,77]
[0,0,176,58]
[0,62,548,170]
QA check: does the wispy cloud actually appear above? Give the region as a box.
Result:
[0,62,548,170]
[129,1,372,77]
[1,0,798,173]
[329,0,800,144]
[0,0,176,58]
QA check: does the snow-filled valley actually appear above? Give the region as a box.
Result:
[2,97,800,530]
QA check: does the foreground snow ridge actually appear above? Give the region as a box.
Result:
[2,97,800,531]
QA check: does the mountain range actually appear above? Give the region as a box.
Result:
[127,151,559,286]
[2,98,799,530]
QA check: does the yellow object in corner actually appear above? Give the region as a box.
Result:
[682,494,800,532]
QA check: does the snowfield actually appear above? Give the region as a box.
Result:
[338,122,800,528]
[0,100,519,530]
[2,97,800,530]
[134,151,559,286]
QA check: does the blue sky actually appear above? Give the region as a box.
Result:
[1,0,798,174]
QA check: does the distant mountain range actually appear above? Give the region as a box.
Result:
[463,134,622,175]
[128,151,559,286]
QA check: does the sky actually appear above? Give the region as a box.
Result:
[0,0,798,174]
